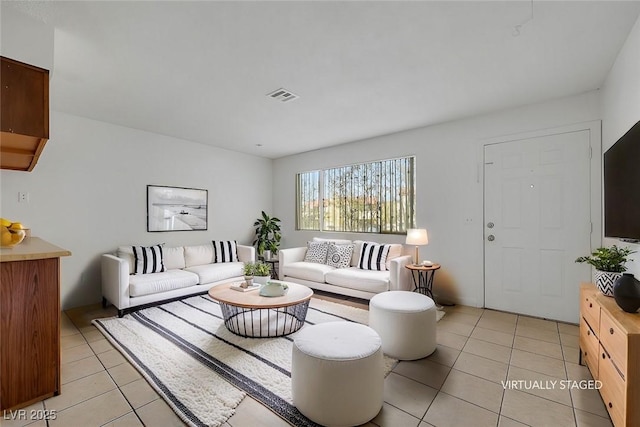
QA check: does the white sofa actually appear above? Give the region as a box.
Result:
[102,243,255,316]
[279,238,412,300]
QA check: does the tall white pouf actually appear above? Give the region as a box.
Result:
[292,322,383,427]
[369,291,436,360]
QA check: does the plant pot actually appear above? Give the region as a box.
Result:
[263,250,272,261]
[243,276,253,288]
[253,275,270,285]
[613,273,640,313]
[594,270,621,297]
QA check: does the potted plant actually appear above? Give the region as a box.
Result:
[576,245,636,296]
[242,262,255,288]
[253,211,281,259]
[252,261,272,285]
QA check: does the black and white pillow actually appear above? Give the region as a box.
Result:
[304,241,329,264]
[358,242,390,271]
[326,243,355,268]
[132,244,165,275]
[213,240,238,263]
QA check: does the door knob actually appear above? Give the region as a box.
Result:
[487,222,494,228]
[487,235,495,242]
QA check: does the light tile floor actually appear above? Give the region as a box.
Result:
[2,292,613,427]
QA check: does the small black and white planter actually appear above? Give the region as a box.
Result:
[594,270,622,297]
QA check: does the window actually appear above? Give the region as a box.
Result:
[296,156,415,234]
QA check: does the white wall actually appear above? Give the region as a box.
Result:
[601,15,640,277]
[0,111,272,309]
[273,92,601,307]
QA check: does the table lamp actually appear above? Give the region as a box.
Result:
[406,228,429,266]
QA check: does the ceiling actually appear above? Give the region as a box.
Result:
[6,1,640,159]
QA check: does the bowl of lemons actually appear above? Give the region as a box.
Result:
[1,218,26,248]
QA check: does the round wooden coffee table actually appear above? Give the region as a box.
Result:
[208,281,313,338]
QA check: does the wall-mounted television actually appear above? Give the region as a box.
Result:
[604,120,640,243]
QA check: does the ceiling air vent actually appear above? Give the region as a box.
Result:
[267,88,299,102]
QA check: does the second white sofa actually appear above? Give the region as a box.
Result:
[102,241,254,316]
[279,238,412,300]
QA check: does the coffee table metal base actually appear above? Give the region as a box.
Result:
[219,300,310,338]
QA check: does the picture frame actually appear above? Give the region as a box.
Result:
[147,185,208,232]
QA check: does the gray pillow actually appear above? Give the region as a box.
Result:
[304,241,329,264]
[326,243,355,268]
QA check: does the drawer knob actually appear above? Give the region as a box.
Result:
[610,328,614,335]
[609,402,613,409]
[587,330,590,336]
[602,353,606,359]
[589,303,592,308]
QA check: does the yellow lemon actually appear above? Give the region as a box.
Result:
[0,218,11,227]
[9,222,23,230]
[1,231,12,246]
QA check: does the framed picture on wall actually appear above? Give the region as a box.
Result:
[147,185,208,232]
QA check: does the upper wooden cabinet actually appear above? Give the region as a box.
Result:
[0,56,49,171]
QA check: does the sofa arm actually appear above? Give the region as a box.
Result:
[237,245,255,263]
[389,255,412,292]
[101,254,131,310]
[279,247,307,277]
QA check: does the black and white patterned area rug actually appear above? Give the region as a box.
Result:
[93,295,398,427]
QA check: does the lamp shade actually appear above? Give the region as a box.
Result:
[406,228,429,246]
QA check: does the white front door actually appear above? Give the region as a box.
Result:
[484,130,592,323]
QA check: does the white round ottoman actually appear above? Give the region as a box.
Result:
[369,291,436,360]
[292,322,383,427]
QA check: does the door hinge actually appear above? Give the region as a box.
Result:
[589,146,593,159]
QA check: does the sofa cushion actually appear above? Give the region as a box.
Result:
[351,240,402,270]
[304,241,329,264]
[184,262,244,285]
[132,244,166,275]
[129,269,199,297]
[117,246,136,275]
[312,237,353,245]
[326,243,355,269]
[212,240,238,263]
[357,242,390,271]
[325,267,390,294]
[184,244,214,267]
[164,246,186,270]
[284,261,335,283]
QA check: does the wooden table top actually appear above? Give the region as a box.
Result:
[405,263,441,272]
[208,281,313,309]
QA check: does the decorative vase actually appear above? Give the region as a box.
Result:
[613,273,640,313]
[594,270,621,297]
[243,276,253,288]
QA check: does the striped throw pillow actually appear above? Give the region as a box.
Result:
[132,244,165,275]
[213,240,238,263]
[358,242,390,271]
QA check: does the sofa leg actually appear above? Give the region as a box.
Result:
[102,297,108,309]
[118,309,125,318]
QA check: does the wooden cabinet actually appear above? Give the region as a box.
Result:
[0,56,49,171]
[0,238,70,411]
[579,283,640,426]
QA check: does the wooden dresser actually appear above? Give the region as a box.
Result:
[0,238,71,411]
[579,283,640,426]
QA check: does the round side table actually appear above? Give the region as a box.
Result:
[405,263,441,302]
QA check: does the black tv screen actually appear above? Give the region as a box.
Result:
[604,120,640,242]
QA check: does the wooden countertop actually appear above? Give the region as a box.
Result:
[0,237,71,262]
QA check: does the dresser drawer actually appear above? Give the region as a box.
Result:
[580,316,599,377]
[581,287,600,334]
[599,345,625,427]
[600,310,627,375]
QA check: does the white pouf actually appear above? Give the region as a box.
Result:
[369,291,436,360]
[292,322,383,427]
